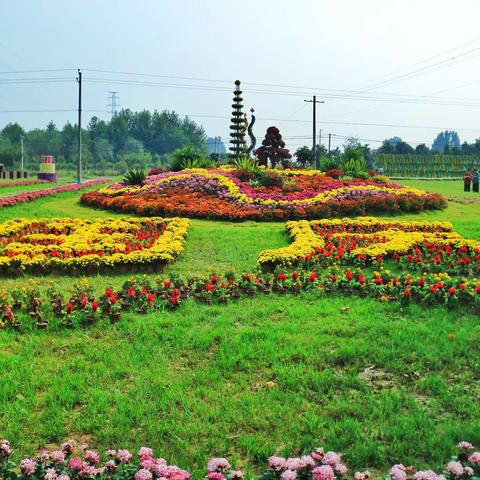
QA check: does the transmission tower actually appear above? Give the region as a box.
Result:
[107,91,120,118]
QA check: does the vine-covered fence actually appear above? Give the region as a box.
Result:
[374,154,480,179]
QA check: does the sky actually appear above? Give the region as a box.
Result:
[1,0,480,151]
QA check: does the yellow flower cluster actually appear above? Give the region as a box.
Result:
[0,217,189,272]
[99,170,426,206]
[257,220,325,265]
[258,217,480,265]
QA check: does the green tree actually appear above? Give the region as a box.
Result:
[1,122,25,144]
[294,146,314,167]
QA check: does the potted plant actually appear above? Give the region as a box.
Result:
[108,295,122,323]
[11,289,25,310]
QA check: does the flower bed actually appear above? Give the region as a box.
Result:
[258,217,480,273]
[0,438,479,480]
[0,179,49,188]
[1,262,480,331]
[80,168,446,221]
[0,217,189,274]
[0,179,112,208]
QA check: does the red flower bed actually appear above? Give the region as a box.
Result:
[0,178,112,208]
[0,179,48,188]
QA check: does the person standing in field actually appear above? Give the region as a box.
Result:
[473,171,480,193]
[464,171,472,192]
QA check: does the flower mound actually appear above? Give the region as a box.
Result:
[0,217,189,274]
[80,168,445,221]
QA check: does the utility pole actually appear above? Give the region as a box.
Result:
[20,135,24,171]
[76,69,82,184]
[328,133,332,154]
[304,95,324,169]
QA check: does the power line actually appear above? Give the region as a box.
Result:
[349,37,480,91]
[0,68,76,75]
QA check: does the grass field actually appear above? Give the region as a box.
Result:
[0,180,479,475]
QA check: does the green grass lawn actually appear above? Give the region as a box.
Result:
[0,180,479,476]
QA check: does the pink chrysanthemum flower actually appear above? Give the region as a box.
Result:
[0,440,12,458]
[68,457,86,471]
[458,442,474,450]
[468,452,480,466]
[281,470,297,480]
[116,449,133,463]
[207,458,231,472]
[390,466,407,480]
[312,465,335,480]
[139,447,154,459]
[322,452,341,467]
[446,461,463,477]
[85,450,100,464]
[50,451,65,464]
[207,472,225,480]
[20,459,37,476]
[335,464,348,476]
[311,448,324,462]
[44,468,58,480]
[268,456,287,471]
[135,469,153,480]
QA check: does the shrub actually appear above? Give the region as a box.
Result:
[260,172,284,187]
[326,169,344,179]
[233,168,257,182]
[320,156,341,171]
[148,167,163,176]
[170,146,204,171]
[372,174,392,184]
[342,157,368,177]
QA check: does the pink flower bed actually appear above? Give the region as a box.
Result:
[0,179,112,208]
[0,179,49,188]
[1,440,479,480]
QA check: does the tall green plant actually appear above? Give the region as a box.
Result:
[171,146,204,171]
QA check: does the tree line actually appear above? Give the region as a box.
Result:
[377,131,480,155]
[0,109,216,174]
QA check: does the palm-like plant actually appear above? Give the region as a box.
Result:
[123,169,146,186]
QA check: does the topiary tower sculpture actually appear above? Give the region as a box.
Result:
[255,126,292,168]
[229,80,248,159]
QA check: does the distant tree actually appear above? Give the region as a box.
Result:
[378,136,402,154]
[344,137,361,148]
[415,143,430,155]
[120,137,144,155]
[1,122,25,144]
[432,130,460,153]
[46,121,57,133]
[395,141,414,154]
[118,151,152,171]
[294,146,314,167]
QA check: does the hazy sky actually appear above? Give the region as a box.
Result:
[2,0,480,150]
